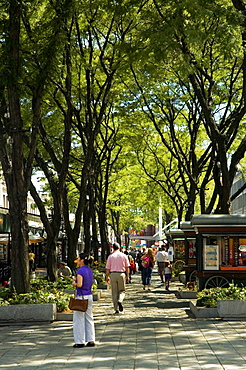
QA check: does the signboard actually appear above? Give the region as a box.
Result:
[204,245,219,270]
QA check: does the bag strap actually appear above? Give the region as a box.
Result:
[74,289,85,300]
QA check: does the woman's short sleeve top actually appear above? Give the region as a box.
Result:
[76,265,93,296]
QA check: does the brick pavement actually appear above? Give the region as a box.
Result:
[0,270,246,369]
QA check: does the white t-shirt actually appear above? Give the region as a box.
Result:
[156,251,168,262]
[164,266,171,274]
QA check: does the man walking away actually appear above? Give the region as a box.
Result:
[156,245,168,283]
[105,243,130,314]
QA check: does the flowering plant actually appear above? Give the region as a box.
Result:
[196,284,246,308]
[30,278,73,292]
[94,261,106,272]
[0,297,9,306]
[0,289,71,311]
[92,269,105,285]
[0,280,73,311]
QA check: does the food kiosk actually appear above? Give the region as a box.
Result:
[191,214,246,290]
[165,227,186,269]
[180,221,197,281]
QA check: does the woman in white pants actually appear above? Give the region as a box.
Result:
[72,253,95,348]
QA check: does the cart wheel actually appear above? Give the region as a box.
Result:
[173,260,185,270]
[189,270,197,282]
[204,275,230,289]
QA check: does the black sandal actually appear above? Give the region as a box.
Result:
[73,344,85,348]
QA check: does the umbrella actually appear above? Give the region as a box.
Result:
[0,234,44,244]
[28,233,44,244]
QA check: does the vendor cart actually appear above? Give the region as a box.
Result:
[165,227,186,269]
[191,214,246,290]
[180,221,197,282]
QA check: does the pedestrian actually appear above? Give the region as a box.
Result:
[141,248,155,290]
[164,261,172,291]
[129,248,137,263]
[136,247,146,273]
[105,242,130,314]
[124,251,135,283]
[72,253,95,348]
[156,245,168,283]
[58,261,72,279]
[28,249,35,272]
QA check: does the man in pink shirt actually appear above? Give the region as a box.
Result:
[105,242,130,314]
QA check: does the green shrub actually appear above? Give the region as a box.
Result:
[0,280,72,312]
[30,278,73,292]
[0,289,71,312]
[92,269,105,285]
[172,268,183,277]
[0,297,9,306]
[0,273,101,311]
[93,261,106,272]
[196,284,246,308]
[0,288,12,300]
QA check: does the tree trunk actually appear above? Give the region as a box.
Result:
[98,209,110,262]
[8,192,30,293]
[46,238,57,282]
[5,0,30,293]
[164,210,174,226]
[91,196,99,262]
[29,181,61,281]
[83,200,91,254]
[185,186,196,221]
[63,187,86,272]
[125,233,130,248]
[66,230,82,274]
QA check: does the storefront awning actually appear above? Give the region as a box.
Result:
[191,214,246,227]
[0,234,44,244]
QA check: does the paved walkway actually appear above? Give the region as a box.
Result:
[0,271,246,369]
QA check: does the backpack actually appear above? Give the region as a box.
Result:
[141,255,150,268]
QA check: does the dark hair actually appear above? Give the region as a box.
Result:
[113,242,120,250]
[79,253,92,265]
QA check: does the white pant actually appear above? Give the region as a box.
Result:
[73,294,95,344]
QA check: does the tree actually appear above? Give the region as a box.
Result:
[42,0,152,267]
[0,0,73,292]
[121,0,246,218]
[151,0,246,214]
[106,137,165,238]
[127,72,213,222]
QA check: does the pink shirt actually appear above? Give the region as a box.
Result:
[106,250,130,272]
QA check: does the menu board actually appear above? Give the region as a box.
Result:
[204,245,219,270]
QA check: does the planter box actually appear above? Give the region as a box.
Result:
[93,290,102,301]
[179,273,186,284]
[217,300,246,320]
[171,276,179,282]
[190,301,219,318]
[56,312,73,321]
[177,290,198,299]
[0,303,57,323]
[98,283,109,290]
[63,289,74,295]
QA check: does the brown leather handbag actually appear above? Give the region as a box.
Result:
[69,297,88,312]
